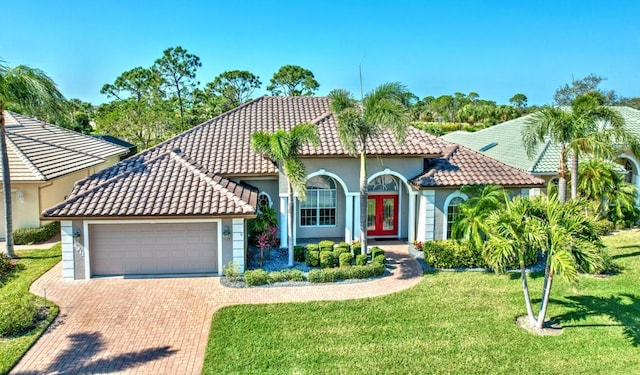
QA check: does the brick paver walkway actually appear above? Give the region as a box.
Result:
[11,244,422,375]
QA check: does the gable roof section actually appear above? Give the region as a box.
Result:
[42,148,257,218]
[442,106,640,175]
[410,143,545,188]
[2,111,129,181]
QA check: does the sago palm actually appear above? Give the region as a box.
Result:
[329,82,410,252]
[251,123,319,266]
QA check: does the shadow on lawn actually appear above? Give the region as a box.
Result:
[552,294,640,347]
[13,332,177,374]
[612,250,640,260]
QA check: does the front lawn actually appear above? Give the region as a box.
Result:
[0,245,61,375]
[204,230,640,374]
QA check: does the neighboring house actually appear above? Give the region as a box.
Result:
[442,106,640,200]
[0,111,129,239]
[92,135,138,160]
[42,96,543,280]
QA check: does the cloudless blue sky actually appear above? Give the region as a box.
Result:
[2,0,639,106]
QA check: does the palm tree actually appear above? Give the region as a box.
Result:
[0,61,65,257]
[523,93,637,202]
[251,123,319,267]
[579,158,639,223]
[452,184,506,251]
[485,196,603,330]
[329,82,410,253]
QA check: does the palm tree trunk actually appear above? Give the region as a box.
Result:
[570,151,579,200]
[0,104,15,258]
[287,181,294,267]
[520,262,537,326]
[359,150,368,254]
[557,145,568,203]
[536,268,554,329]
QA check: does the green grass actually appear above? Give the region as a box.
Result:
[204,230,640,374]
[0,244,61,375]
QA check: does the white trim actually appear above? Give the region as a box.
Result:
[367,168,418,196]
[442,191,468,240]
[257,191,273,209]
[306,169,351,195]
[279,196,288,248]
[83,218,222,279]
[617,153,640,207]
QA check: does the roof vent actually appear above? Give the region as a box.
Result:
[479,142,498,152]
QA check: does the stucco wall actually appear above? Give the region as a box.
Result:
[0,183,41,238]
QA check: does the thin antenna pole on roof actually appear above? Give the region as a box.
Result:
[359,64,364,103]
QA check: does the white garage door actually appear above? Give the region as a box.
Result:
[90,222,218,276]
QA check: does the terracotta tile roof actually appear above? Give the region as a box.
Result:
[411,143,545,188]
[2,111,129,181]
[42,148,257,218]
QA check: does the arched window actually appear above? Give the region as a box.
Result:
[446,197,464,239]
[257,192,272,213]
[300,176,337,226]
[621,159,635,184]
[443,191,468,240]
[367,175,398,192]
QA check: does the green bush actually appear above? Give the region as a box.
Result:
[305,247,320,267]
[371,247,384,259]
[223,261,240,283]
[308,264,385,283]
[352,243,362,256]
[373,254,386,265]
[244,269,269,286]
[282,269,305,282]
[268,271,287,283]
[0,291,40,337]
[294,246,306,262]
[320,251,335,268]
[0,253,15,277]
[593,220,615,236]
[423,240,484,268]
[339,252,353,267]
[306,244,319,252]
[333,247,349,266]
[318,240,335,251]
[355,254,367,266]
[13,221,60,245]
[338,241,350,249]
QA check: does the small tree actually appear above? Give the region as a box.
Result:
[485,196,603,330]
[251,123,319,266]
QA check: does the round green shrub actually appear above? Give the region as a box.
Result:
[306,250,320,267]
[355,254,367,266]
[339,252,353,267]
[320,250,335,268]
[373,254,386,265]
[294,246,306,262]
[318,240,335,251]
[268,271,287,283]
[244,269,269,286]
[283,269,305,282]
[371,247,384,259]
[306,244,319,252]
[307,269,326,283]
[338,241,350,249]
[352,243,362,256]
[0,291,40,337]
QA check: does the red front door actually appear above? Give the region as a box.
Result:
[367,195,398,236]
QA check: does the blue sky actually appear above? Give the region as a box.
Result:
[2,1,639,106]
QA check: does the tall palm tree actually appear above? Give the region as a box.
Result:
[0,61,65,257]
[485,196,602,330]
[251,123,319,267]
[523,93,637,202]
[452,184,506,251]
[329,82,410,253]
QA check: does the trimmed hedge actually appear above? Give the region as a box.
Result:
[0,291,40,337]
[244,269,306,286]
[593,220,615,236]
[318,240,335,251]
[244,269,269,286]
[320,251,334,268]
[352,243,362,256]
[355,254,367,266]
[13,221,60,245]
[339,253,353,267]
[373,254,386,265]
[423,240,538,269]
[371,247,384,259]
[338,241,350,249]
[308,264,385,283]
[294,246,306,262]
[305,245,320,267]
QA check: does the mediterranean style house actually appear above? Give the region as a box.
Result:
[0,111,128,239]
[42,96,543,279]
[443,106,640,204]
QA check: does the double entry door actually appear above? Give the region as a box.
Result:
[366,194,398,236]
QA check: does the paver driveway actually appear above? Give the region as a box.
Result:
[11,244,422,375]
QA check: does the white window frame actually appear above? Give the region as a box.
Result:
[300,176,337,227]
[442,191,467,239]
